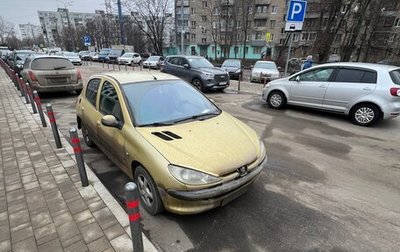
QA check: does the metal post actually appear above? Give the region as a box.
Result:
[107,61,109,69]
[125,182,144,252]
[238,74,241,93]
[112,62,115,70]
[26,83,37,113]
[103,60,105,68]
[46,104,62,148]
[118,63,121,71]
[17,77,25,96]
[13,73,19,88]
[180,0,184,55]
[33,91,47,127]
[284,32,294,77]
[22,81,30,104]
[69,128,89,187]
[125,64,127,71]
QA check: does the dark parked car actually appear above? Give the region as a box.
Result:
[10,50,34,75]
[98,48,111,62]
[106,49,124,63]
[221,59,243,79]
[161,55,230,91]
[21,55,83,93]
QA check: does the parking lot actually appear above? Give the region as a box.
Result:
[40,62,400,251]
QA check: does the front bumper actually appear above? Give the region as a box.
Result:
[162,155,267,214]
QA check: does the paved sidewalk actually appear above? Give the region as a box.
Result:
[0,68,157,251]
[226,80,264,95]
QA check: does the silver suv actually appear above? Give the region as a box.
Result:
[262,62,400,126]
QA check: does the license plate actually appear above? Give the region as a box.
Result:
[219,81,227,85]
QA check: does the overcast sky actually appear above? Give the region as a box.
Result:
[0,0,106,26]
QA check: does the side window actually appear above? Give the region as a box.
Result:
[299,68,334,82]
[333,68,377,83]
[99,82,123,122]
[168,57,178,65]
[86,78,101,107]
[179,58,188,66]
[23,58,31,69]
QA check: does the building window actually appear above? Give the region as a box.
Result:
[191,8,195,14]
[271,6,278,14]
[293,34,299,42]
[236,20,241,28]
[202,15,207,22]
[270,20,276,28]
[236,33,241,41]
[246,34,250,41]
[309,33,316,41]
[270,34,275,41]
[247,7,252,14]
[202,1,207,8]
[234,46,239,54]
[279,38,285,44]
[256,5,268,13]
[255,32,262,40]
[191,33,196,41]
[191,21,196,28]
[394,18,400,27]
[244,47,248,54]
[254,20,266,27]
[213,8,219,15]
[202,38,207,44]
[254,47,262,54]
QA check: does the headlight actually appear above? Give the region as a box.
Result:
[235,69,241,73]
[16,64,23,68]
[202,72,214,79]
[168,165,221,185]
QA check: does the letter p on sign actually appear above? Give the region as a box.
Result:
[287,0,307,22]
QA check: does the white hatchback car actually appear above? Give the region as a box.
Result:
[251,61,280,83]
[262,62,400,126]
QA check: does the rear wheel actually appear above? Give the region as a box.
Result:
[267,91,286,109]
[350,104,380,126]
[134,166,164,215]
[82,125,95,147]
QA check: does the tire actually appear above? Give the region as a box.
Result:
[191,78,204,92]
[81,125,95,147]
[350,103,380,126]
[267,91,286,109]
[134,166,164,215]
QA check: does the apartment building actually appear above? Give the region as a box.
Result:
[18,23,43,40]
[174,0,287,60]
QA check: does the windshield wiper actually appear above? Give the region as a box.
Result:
[54,66,67,70]
[173,111,220,124]
[139,121,174,127]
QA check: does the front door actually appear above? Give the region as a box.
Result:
[289,67,335,108]
[97,80,127,169]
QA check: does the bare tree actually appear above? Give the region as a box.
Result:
[123,0,172,55]
[0,16,16,45]
[237,0,254,60]
[204,1,221,60]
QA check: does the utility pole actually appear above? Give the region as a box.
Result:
[180,0,184,55]
[117,0,125,45]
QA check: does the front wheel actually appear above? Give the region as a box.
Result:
[350,104,380,126]
[134,166,164,215]
[267,91,286,109]
[82,125,95,147]
[191,78,204,92]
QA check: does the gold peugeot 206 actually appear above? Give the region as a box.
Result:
[76,71,267,215]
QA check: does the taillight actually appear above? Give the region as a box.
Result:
[77,69,82,80]
[28,71,37,81]
[390,88,400,96]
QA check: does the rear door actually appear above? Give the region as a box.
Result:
[323,67,377,112]
[289,67,335,108]
[80,78,102,143]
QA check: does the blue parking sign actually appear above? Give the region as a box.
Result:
[287,0,307,22]
[83,35,91,46]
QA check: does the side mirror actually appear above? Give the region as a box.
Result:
[250,65,254,69]
[183,63,190,69]
[295,75,300,82]
[101,115,121,129]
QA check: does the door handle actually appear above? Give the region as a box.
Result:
[319,85,326,88]
[363,87,372,91]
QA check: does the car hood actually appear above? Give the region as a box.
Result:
[196,67,227,75]
[222,66,241,72]
[136,112,260,177]
[252,68,278,75]
[67,56,80,60]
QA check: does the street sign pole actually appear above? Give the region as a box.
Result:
[284,31,294,77]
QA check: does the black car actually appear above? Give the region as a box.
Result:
[221,59,243,79]
[10,50,34,75]
[161,55,229,91]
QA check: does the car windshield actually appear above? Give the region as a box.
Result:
[110,49,122,55]
[148,56,160,61]
[188,58,214,68]
[122,80,221,126]
[99,49,111,55]
[31,58,74,70]
[255,62,277,69]
[122,53,133,57]
[390,69,400,85]
[222,60,240,67]
[16,52,31,61]
[64,52,78,57]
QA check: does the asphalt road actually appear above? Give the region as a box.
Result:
[39,63,400,251]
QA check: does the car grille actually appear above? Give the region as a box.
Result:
[214,74,228,82]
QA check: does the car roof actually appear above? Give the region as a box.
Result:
[315,62,400,71]
[255,60,276,63]
[94,71,180,84]
[29,55,69,60]
[166,55,203,59]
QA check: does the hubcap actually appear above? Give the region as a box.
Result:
[83,128,90,142]
[192,80,201,89]
[137,175,153,207]
[270,94,282,107]
[355,107,375,124]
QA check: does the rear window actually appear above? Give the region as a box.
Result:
[334,68,377,83]
[389,69,400,85]
[31,58,74,70]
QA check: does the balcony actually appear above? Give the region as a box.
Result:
[251,39,267,46]
[254,12,268,19]
[220,0,234,6]
[176,0,189,7]
[255,0,271,4]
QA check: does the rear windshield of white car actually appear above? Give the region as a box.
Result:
[31,58,74,70]
[255,62,277,69]
[389,69,400,85]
